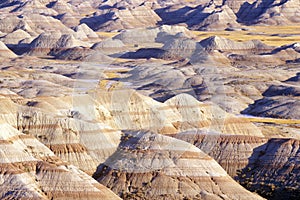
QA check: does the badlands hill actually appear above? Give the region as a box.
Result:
[176,131,300,199]
[0,123,121,200]
[0,50,299,199]
[243,72,300,119]
[95,131,264,200]
[0,0,299,35]
[0,41,17,58]
[0,0,299,199]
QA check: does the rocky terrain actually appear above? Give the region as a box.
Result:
[0,0,299,199]
[94,131,264,200]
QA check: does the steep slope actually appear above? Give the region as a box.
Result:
[243,73,300,119]
[54,47,114,62]
[0,15,36,35]
[175,132,267,177]
[12,0,57,16]
[0,95,121,175]
[26,32,62,56]
[0,29,32,45]
[48,0,75,15]
[175,130,300,199]
[237,138,300,199]
[238,0,300,25]
[27,32,90,56]
[192,5,240,31]
[0,64,265,176]
[199,35,271,53]
[269,42,300,63]
[0,123,121,200]
[160,35,209,62]
[113,25,194,44]
[1,0,300,34]
[91,38,126,54]
[120,32,210,62]
[73,23,99,40]
[58,12,81,28]
[94,131,265,200]
[0,41,17,58]
[165,94,263,136]
[81,5,161,31]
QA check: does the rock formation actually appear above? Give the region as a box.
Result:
[175,131,267,177]
[243,73,300,119]
[193,5,240,31]
[113,25,194,44]
[48,0,75,15]
[165,93,264,136]
[0,1,299,199]
[200,35,271,53]
[58,13,81,28]
[238,0,300,25]
[0,123,121,200]
[54,47,114,62]
[27,32,90,56]
[95,131,265,200]
[81,5,161,31]
[175,130,300,199]
[237,138,300,199]
[0,29,32,45]
[73,23,99,40]
[92,38,126,53]
[27,31,62,56]
[0,41,17,58]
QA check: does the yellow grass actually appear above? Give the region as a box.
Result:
[192,25,300,46]
[104,72,119,79]
[96,32,119,38]
[112,57,131,63]
[99,79,123,91]
[244,117,300,125]
[98,69,129,90]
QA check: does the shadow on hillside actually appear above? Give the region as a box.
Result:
[236,138,300,200]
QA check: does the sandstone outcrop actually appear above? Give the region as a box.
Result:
[238,0,300,25]
[27,32,90,56]
[73,23,99,40]
[95,131,265,200]
[0,123,121,200]
[237,138,300,199]
[200,35,271,53]
[0,41,17,58]
[0,1,299,199]
[193,5,240,31]
[0,29,32,45]
[175,130,300,199]
[113,25,194,45]
[82,5,161,32]
[175,132,267,177]
[243,73,300,119]
[92,38,126,53]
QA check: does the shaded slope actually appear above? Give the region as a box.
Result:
[243,73,300,119]
[175,131,300,200]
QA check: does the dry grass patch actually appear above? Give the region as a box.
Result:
[244,117,300,125]
[192,25,300,46]
[98,68,130,90]
[96,32,119,39]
